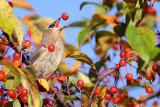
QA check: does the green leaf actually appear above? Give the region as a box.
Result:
[150,47,160,61]
[77,27,92,47]
[114,23,126,37]
[64,51,95,69]
[5,99,21,107]
[28,94,33,107]
[0,59,28,89]
[63,95,79,103]
[77,72,93,88]
[68,21,86,27]
[77,20,106,47]
[126,26,155,63]
[91,101,98,107]
[64,44,78,52]
[80,2,108,10]
[94,6,107,15]
[69,76,80,91]
[116,2,123,11]
[0,0,15,39]
[12,17,24,48]
[21,68,42,107]
[89,56,110,82]
[95,31,118,42]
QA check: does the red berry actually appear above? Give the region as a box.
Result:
[1,37,7,42]
[146,87,153,93]
[24,16,31,21]
[125,73,133,80]
[144,5,152,13]
[151,8,156,16]
[127,79,134,85]
[48,44,55,52]
[0,71,5,81]
[8,2,13,8]
[109,87,117,94]
[13,60,21,67]
[152,63,157,72]
[136,76,142,82]
[24,40,31,48]
[119,93,125,100]
[58,75,66,83]
[119,60,126,67]
[20,89,28,96]
[125,48,131,52]
[7,89,16,99]
[94,88,100,95]
[113,0,118,2]
[2,77,7,82]
[136,54,139,61]
[21,95,28,103]
[129,0,134,2]
[0,44,6,51]
[27,30,32,36]
[43,98,49,106]
[134,103,141,107]
[2,99,9,106]
[77,80,84,87]
[126,53,131,59]
[104,93,111,100]
[0,88,3,96]
[113,44,119,51]
[61,13,69,20]
[13,52,21,60]
[113,97,121,104]
[120,52,126,58]
[115,64,121,69]
[145,73,151,79]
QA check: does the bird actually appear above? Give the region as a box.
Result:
[29,17,65,79]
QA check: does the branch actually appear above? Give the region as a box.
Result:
[50,87,68,107]
[88,76,102,107]
[66,77,75,107]
[137,90,160,103]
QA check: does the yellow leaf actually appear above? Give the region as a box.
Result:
[12,17,24,48]
[11,0,37,13]
[0,0,15,38]
[38,78,49,91]
[64,51,95,69]
[58,62,75,75]
[93,14,119,26]
[72,61,82,71]
[100,87,107,97]
[21,68,42,107]
[21,18,43,44]
[77,72,93,88]
[24,49,32,53]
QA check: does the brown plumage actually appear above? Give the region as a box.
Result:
[30,18,64,79]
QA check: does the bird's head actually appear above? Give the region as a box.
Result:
[47,17,67,31]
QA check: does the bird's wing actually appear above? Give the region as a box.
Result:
[29,47,41,64]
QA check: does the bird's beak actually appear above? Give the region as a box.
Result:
[54,17,61,28]
[58,26,67,31]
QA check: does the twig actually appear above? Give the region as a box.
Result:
[137,90,160,103]
[66,77,75,107]
[88,76,102,107]
[50,87,68,107]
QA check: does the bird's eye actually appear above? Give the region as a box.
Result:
[48,21,57,28]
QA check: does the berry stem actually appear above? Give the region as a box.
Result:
[66,77,75,107]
